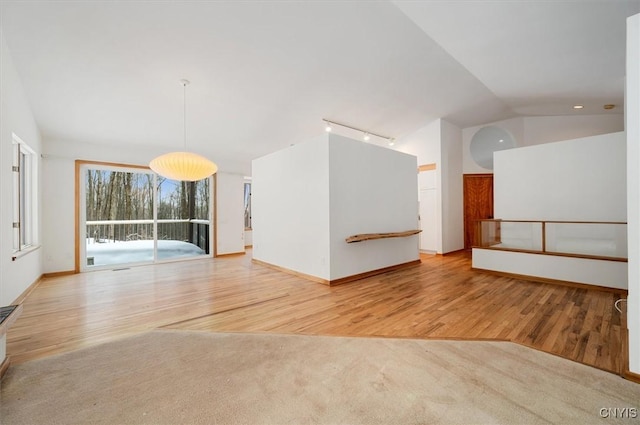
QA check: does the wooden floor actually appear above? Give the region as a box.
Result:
[7,251,626,374]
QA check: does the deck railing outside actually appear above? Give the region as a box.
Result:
[475,219,627,261]
[86,219,210,253]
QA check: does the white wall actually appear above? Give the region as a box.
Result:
[479,131,627,290]
[0,31,43,363]
[252,135,331,279]
[440,120,464,253]
[418,170,438,252]
[397,119,463,253]
[523,115,624,147]
[215,172,245,255]
[463,115,625,174]
[42,140,161,272]
[626,13,640,374]
[0,30,43,306]
[328,134,419,280]
[252,134,418,282]
[494,132,626,221]
[473,249,627,290]
[243,177,253,247]
[41,155,75,272]
[41,139,242,272]
[397,119,441,164]
[397,120,443,253]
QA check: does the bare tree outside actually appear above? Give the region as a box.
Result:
[85,169,211,264]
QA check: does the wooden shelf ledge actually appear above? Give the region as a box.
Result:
[345,230,422,243]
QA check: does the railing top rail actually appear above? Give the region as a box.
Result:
[476,219,627,225]
[543,220,627,225]
[86,219,210,225]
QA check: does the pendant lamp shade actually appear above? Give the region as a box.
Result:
[149,152,218,182]
[150,79,217,181]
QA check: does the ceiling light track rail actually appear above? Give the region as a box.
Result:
[322,119,395,145]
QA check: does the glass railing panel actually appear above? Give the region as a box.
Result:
[495,221,543,251]
[477,220,501,247]
[157,178,210,261]
[545,222,627,258]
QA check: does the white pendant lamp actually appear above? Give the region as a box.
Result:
[150,79,218,181]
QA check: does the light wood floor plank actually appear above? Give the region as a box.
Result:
[6,251,625,374]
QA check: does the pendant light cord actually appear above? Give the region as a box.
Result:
[149,78,217,182]
[183,81,187,151]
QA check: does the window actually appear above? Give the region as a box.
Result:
[80,162,213,270]
[244,182,252,230]
[12,135,38,252]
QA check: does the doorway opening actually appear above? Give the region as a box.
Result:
[418,163,438,253]
[463,173,494,249]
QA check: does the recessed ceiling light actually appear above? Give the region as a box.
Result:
[573,105,584,109]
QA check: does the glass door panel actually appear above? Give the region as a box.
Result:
[156,178,209,261]
[85,169,155,268]
[82,165,212,271]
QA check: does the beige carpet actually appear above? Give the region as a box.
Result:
[1,331,639,425]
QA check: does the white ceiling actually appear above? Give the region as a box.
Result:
[1,0,638,175]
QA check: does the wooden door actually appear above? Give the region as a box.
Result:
[463,174,494,249]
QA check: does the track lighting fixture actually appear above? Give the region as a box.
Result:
[321,119,394,146]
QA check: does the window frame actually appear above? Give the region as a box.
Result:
[12,134,38,255]
[244,181,252,230]
[76,160,214,272]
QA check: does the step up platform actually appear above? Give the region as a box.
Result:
[1,304,23,379]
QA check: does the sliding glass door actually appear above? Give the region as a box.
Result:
[80,163,212,271]
[156,177,211,261]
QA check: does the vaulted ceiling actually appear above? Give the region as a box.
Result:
[1,1,638,174]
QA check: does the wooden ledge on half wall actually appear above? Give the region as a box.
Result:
[345,229,421,243]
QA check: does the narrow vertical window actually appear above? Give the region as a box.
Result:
[244,182,252,230]
[12,134,37,253]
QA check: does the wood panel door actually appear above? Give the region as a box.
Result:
[463,174,494,249]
